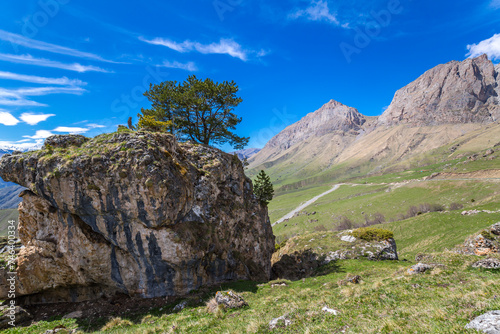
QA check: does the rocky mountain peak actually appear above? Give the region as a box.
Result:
[378,54,500,126]
[264,99,365,151]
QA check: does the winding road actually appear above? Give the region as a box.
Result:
[272,184,342,226]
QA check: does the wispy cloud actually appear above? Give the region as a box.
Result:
[20,113,55,125]
[0,53,110,73]
[159,60,198,72]
[87,123,106,129]
[466,33,500,61]
[491,0,500,9]
[53,126,89,134]
[140,37,252,61]
[0,29,116,63]
[0,86,86,107]
[0,111,20,126]
[0,71,85,86]
[289,0,346,27]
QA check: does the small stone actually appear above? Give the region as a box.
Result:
[269,314,292,330]
[215,290,248,309]
[173,300,188,311]
[491,223,500,236]
[407,263,433,275]
[322,306,339,315]
[63,310,83,319]
[465,310,500,333]
[472,258,500,269]
[341,235,356,243]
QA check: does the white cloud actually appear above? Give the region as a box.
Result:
[289,0,341,25]
[159,60,198,72]
[0,86,85,107]
[0,111,20,126]
[0,140,42,150]
[0,71,85,86]
[140,37,251,61]
[87,123,106,129]
[491,0,500,9]
[0,53,110,73]
[23,130,54,139]
[0,29,115,63]
[466,34,500,61]
[20,113,55,125]
[53,126,89,134]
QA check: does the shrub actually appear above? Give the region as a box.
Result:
[335,216,355,231]
[363,212,386,227]
[314,224,328,232]
[449,202,463,211]
[101,317,133,331]
[274,239,288,252]
[351,227,394,242]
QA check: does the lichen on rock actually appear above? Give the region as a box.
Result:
[0,131,275,304]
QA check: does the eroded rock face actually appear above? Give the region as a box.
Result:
[0,132,274,304]
[378,54,500,126]
[263,100,366,152]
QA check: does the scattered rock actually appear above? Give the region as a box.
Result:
[407,263,433,275]
[269,314,292,330]
[484,149,495,157]
[215,291,248,309]
[347,275,361,284]
[322,306,338,315]
[0,305,33,329]
[62,310,83,319]
[491,223,500,236]
[415,253,433,262]
[455,223,500,256]
[341,235,356,243]
[472,258,500,269]
[173,300,188,311]
[465,310,500,333]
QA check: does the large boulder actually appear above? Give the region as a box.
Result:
[0,132,274,304]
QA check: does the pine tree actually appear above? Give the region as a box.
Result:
[253,170,274,205]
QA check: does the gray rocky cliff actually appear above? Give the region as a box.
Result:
[378,54,500,126]
[0,132,274,304]
[263,100,366,151]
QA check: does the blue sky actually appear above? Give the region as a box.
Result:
[0,0,499,150]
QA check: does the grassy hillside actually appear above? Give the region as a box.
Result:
[5,252,499,333]
[249,122,500,191]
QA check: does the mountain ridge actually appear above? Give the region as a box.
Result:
[248,55,500,188]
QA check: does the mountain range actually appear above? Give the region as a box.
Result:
[248,55,500,189]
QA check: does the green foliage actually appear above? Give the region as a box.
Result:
[351,227,394,242]
[253,170,274,205]
[274,239,288,252]
[139,75,249,149]
[481,230,494,240]
[137,115,172,132]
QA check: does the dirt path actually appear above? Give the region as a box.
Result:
[273,184,342,226]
